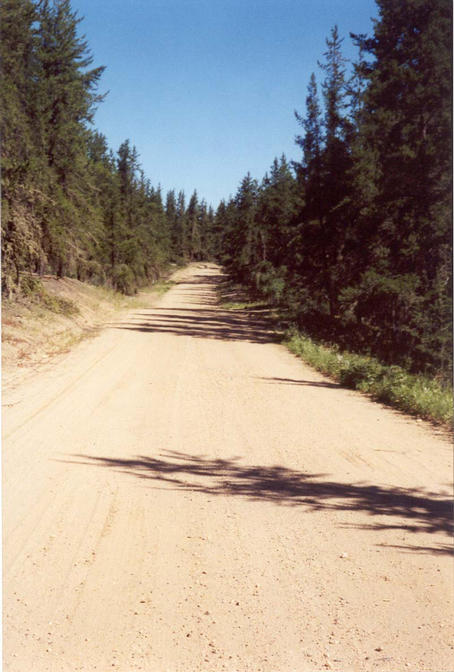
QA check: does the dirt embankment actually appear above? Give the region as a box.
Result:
[1,271,176,388]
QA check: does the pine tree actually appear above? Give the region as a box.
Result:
[251,156,299,303]
[0,0,38,194]
[318,26,353,317]
[229,174,259,283]
[295,73,321,220]
[176,190,188,259]
[187,191,201,260]
[203,205,216,260]
[213,199,236,263]
[0,0,43,292]
[34,0,106,277]
[350,0,452,372]
[36,0,105,185]
[85,130,117,284]
[165,190,179,259]
[258,156,299,266]
[197,199,210,260]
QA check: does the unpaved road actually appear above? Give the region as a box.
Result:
[3,264,453,672]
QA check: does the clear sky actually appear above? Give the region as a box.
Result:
[71,0,378,208]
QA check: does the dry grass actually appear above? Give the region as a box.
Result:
[2,275,171,382]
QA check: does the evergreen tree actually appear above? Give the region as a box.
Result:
[0,0,37,194]
[176,190,188,259]
[258,156,299,266]
[227,174,259,283]
[349,0,452,372]
[186,191,201,260]
[252,156,299,303]
[204,205,216,260]
[317,26,354,317]
[295,73,321,219]
[1,0,42,292]
[213,199,236,263]
[35,0,105,277]
[36,0,105,184]
[165,190,179,259]
[85,130,117,284]
[196,199,210,260]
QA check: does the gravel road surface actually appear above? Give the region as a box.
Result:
[3,264,453,671]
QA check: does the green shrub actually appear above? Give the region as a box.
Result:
[20,274,43,297]
[18,275,79,315]
[40,292,79,316]
[253,262,287,305]
[112,264,136,295]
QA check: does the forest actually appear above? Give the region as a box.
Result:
[1,0,452,381]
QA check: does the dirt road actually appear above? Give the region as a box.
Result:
[3,264,453,672]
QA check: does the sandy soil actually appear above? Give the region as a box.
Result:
[2,263,453,672]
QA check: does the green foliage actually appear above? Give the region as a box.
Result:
[217,4,452,382]
[18,274,79,315]
[285,329,453,425]
[152,280,176,296]
[1,0,215,297]
[111,264,136,295]
[19,274,45,298]
[253,262,286,305]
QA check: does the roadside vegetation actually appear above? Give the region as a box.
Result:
[218,278,453,427]
[285,330,453,426]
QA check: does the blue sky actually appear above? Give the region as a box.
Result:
[72,0,378,207]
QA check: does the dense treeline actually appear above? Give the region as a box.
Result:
[1,0,452,380]
[1,0,214,295]
[214,1,452,380]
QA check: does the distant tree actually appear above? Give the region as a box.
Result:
[227,174,259,282]
[176,190,188,259]
[165,190,179,259]
[213,199,236,264]
[186,190,201,260]
[196,199,211,260]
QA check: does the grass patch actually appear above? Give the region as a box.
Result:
[285,328,453,426]
[219,276,452,426]
[152,280,176,296]
[221,300,268,311]
[40,291,79,316]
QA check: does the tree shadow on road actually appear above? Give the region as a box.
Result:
[68,450,453,553]
[110,307,280,344]
[174,273,226,286]
[257,376,340,389]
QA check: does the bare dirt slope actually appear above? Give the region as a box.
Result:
[3,263,453,672]
[2,273,170,388]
